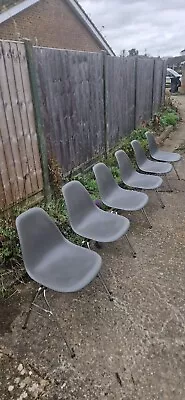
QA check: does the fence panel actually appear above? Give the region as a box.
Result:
[34,47,104,173]
[136,57,155,126]
[0,40,43,209]
[34,47,166,174]
[153,58,164,114]
[105,56,136,149]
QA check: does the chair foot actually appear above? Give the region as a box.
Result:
[141,208,152,229]
[125,235,137,258]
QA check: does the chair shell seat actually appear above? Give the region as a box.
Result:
[93,162,149,211]
[16,208,102,294]
[62,181,130,243]
[74,209,130,242]
[131,140,172,174]
[100,186,148,211]
[125,172,163,190]
[115,149,163,190]
[140,159,172,174]
[151,149,181,163]
[145,131,181,164]
[29,242,102,293]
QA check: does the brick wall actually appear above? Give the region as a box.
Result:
[0,0,103,52]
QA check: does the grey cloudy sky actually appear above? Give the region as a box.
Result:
[79,0,185,57]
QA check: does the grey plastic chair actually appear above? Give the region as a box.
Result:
[62,180,136,257]
[93,162,152,228]
[115,150,165,208]
[131,140,173,192]
[16,207,102,358]
[146,131,181,180]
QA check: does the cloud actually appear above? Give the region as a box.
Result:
[79,0,185,56]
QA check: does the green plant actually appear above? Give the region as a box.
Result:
[0,216,21,268]
[160,111,179,127]
[48,158,63,197]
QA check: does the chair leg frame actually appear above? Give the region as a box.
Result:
[164,174,173,192]
[83,240,114,298]
[98,272,114,301]
[141,208,152,229]
[173,163,180,180]
[22,286,75,358]
[125,234,137,258]
[155,189,165,208]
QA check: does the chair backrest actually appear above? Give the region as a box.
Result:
[93,163,119,201]
[115,150,135,181]
[145,132,158,155]
[16,208,65,275]
[131,140,148,167]
[62,181,98,230]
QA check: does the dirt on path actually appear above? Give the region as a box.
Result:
[1,96,185,400]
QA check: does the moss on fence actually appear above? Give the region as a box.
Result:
[0,105,180,297]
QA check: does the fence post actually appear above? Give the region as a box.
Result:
[102,51,108,158]
[134,56,138,129]
[24,40,51,201]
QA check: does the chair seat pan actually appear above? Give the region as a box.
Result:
[74,210,130,242]
[124,172,163,190]
[29,242,101,293]
[139,159,172,174]
[102,187,148,211]
[151,150,181,163]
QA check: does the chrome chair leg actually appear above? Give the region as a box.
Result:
[156,190,165,208]
[125,234,136,258]
[22,285,75,358]
[165,175,173,192]
[98,272,113,301]
[173,163,180,180]
[141,208,152,229]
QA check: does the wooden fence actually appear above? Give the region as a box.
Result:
[34,47,166,174]
[0,40,43,209]
[0,41,166,209]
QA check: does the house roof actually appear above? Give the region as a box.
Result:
[167,55,185,67]
[67,0,115,55]
[0,0,115,55]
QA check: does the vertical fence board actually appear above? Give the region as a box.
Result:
[136,57,155,126]
[153,58,164,114]
[0,70,14,207]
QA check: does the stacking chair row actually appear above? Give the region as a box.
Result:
[16,133,181,357]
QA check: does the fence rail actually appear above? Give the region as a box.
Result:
[34,47,166,173]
